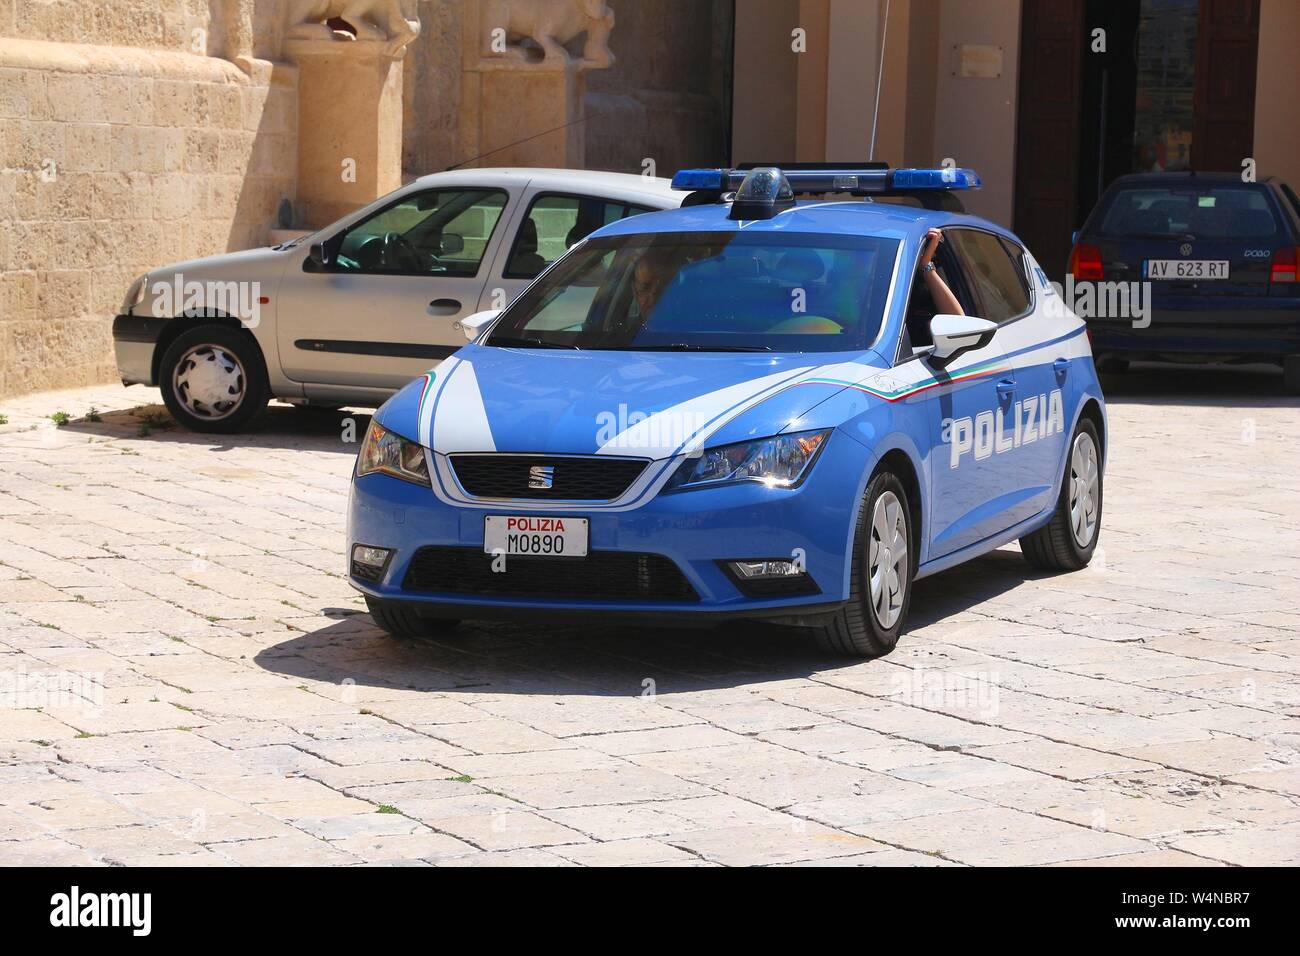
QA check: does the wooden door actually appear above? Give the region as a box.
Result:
[1013,0,1085,278]
[1192,0,1260,172]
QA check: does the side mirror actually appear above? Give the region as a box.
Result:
[307,241,333,271]
[453,309,502,342]
[929,314,997,366]
[438,233,465,256]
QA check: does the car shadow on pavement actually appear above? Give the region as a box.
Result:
[56,402,372,455]
[1100,361,1299,409]
[252,549,1043,696]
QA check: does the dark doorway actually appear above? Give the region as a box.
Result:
[1014,0,1261,278]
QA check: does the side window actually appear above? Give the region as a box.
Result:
[947,229,1031,323]
[505,195,654,280]
[334,189,507,277]
[997,237,1032,301]
[899,238,974,360]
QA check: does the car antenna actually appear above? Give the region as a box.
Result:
[868,0,891,162]
[445,116,588,171]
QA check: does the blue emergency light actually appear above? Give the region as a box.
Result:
[670,163,982,219]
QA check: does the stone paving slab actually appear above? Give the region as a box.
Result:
[0,373,1298,866]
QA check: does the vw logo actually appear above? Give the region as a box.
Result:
[1179,243,1193,256]
[528,465,555,490]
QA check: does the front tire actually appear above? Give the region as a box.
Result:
[159,324,269,433]
[1020,418,1102,571]
[365,597,462,640]
[812,470,913,658]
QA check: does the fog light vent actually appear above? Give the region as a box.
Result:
[721,559,820,598]
[351,544,392,583]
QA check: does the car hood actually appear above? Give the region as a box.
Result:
[137,246,294,323]
[145,245,290,281]
[374,344,892,459]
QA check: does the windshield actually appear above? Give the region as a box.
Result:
[1097,184,1279,240]
[486,231,900,353]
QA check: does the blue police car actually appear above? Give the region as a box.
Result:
[347,165,1106,657]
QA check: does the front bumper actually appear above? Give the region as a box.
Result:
[1087,301,1300,359]
[347,430,874,624]
[113,313,166,385]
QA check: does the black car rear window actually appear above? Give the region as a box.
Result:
[1097,184,1280,240]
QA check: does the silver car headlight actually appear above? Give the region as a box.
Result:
[665,429,830,491]
[121,274,148,314]
[357,421,431,487]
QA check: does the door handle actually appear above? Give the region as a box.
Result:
[996,379,1017,402]
[1053,358,1070,377]
[429,298,461,313]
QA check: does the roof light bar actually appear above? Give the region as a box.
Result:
[670,165,982,195]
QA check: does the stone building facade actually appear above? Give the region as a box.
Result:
[0,0,733,399]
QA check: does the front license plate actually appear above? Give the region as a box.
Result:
[1146,259,1230,279]
[484,515,588,557]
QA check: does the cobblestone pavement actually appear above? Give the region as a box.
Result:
[1,367,1297,866]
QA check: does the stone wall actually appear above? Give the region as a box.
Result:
[584,0,732,175]
[401,0,732,177]
[0,0,297,398]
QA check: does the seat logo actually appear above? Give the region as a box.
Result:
[528,465,555,490]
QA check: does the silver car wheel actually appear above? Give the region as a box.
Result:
[1069,431,1100,548]
[172,344,246,421]
[868,490,908,629]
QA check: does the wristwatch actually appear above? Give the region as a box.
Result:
[920,262,936,273]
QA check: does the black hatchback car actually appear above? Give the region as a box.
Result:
[1070,172,1300,392]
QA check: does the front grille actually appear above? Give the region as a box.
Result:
[403,547,699,602]
[449,454,648,501]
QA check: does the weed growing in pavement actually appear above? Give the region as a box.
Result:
[86,407,102,422]
[49,411,70,426]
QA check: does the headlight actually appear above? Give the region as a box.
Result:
[357,421,430,486]
[665,429,830,491]
[121,274,148,313]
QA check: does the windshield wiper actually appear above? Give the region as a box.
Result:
[600,343,773,352]
[487,336,580,350]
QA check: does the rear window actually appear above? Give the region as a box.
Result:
[1097,185,1280,240]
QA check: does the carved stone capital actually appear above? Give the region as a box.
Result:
[473,0,616,73]
[283,0,424,60]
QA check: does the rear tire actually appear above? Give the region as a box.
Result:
[365,597,461,640]
[1283,356,1300,396]
[1020,417,1102,571]
[811,470,913,658]
[159,324,269,433]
